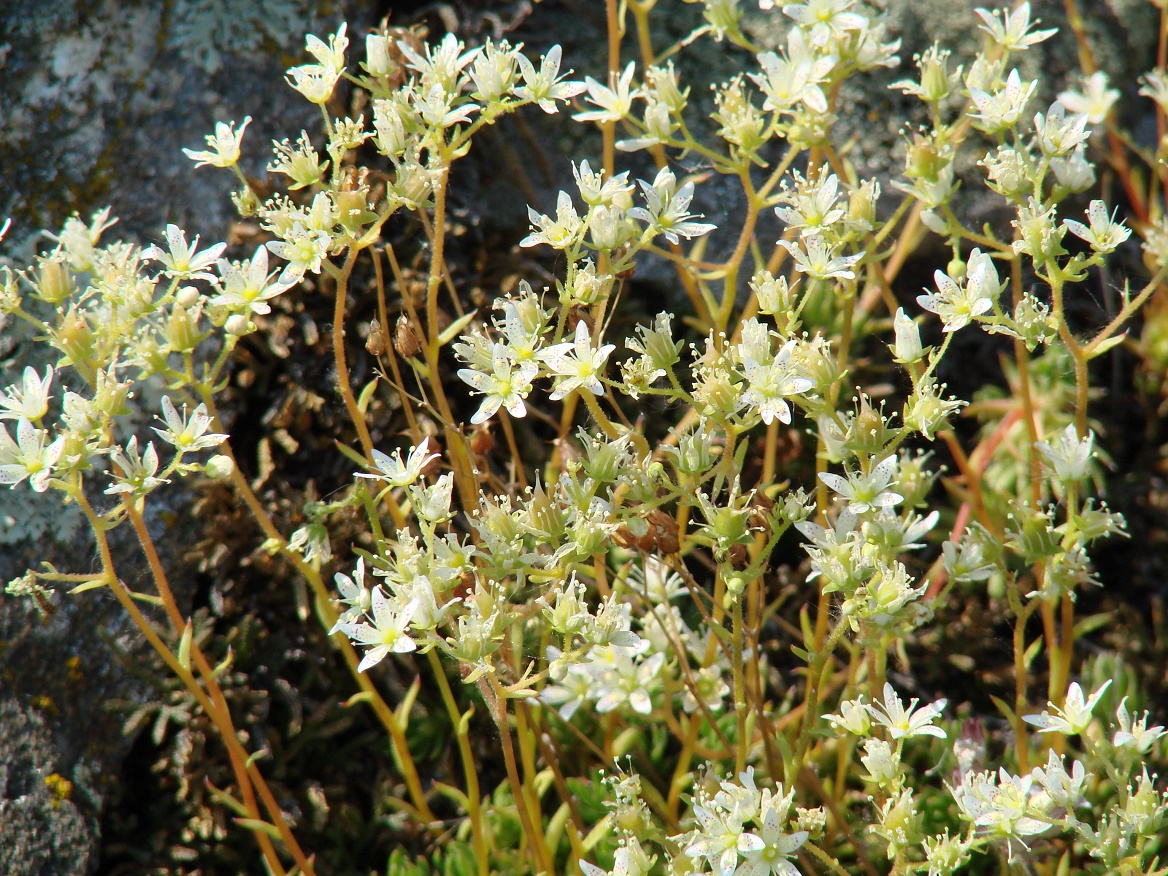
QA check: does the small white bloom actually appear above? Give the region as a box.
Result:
[183,117,251,168]
[520,190,583,250]
[357,438,439,488]
[540,321,616,400]
[0,366,54,422]
[1113,697,1167,754]
[819,456,902,514]
[105,436,169,498]
[143,225,226,282]
[866,682,947,740]
[1058,71,1118,125]
[1023,679,1111,735]
[1062,199,1131,254]
[329,557,373,634]
[778,235,862,281]
[0,417,65,492]
[574,61,639,123]
[212,248,294,316]
[1035,424,1094,484]
[514,45,585,113]
[153,397,226,453]
[974,2,1057,52]
[343,587,419,672]
[628,167,716,244]
[457,343,538,424]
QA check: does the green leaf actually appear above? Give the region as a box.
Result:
[212,646,234,678]
[177,620,193,672]
[334,440,370,470]
[990,695,1018,728]
[68,578,108,595]
[438,310,478,347]
[1087,332,1126,359]
[235,817,282,841]
[357,377,379,415]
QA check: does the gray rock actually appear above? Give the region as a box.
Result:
[0,1,378,871]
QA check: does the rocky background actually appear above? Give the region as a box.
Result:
[0,0,1160,873]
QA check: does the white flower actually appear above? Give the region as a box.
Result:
[1023,679,1111,735]
[515,45,585,113]
[329,557,373,634]
[775,172,846,236]
[1034,101,1090,158]
[1058,71,1118,125]
[740,341,813,426]
[969,68,1036,131]
[342,587,419,672]
[574,61,639,123]
[286,63,341,105]
[0,365,54,422]
[1113,697,1167,754]
[819,456,902,514]
[783,0,866,48]
[398,32,478,93]
[778,235,862,281]
[592,650,665,715]
[105,436,169,498]
[0,417,65,492]
[183,117,251,168]
[751,50,830,114]
[951,767,1052,859]
[860,738,901,787]
[457,343,538,424]
[540,321,616,400]
[628,167,716,244]
[1030,749,1089,810]
[212,248,294,316]
[356,437,439,488]
[1062,199,1131,254]
[737,789,807,876]
[1035,424,1095,484]
[467,39,518,103]
[823,697,872,736]
[572,160,634,208]
[143,225,226,281]
[974,2,1056,52]
[266,224,332,283]
[306,23,348,75]
[866,682,947,740]
[520,190,583,249]
[153,397,226,453]
[411,472,455,524]
[917,256,998,332]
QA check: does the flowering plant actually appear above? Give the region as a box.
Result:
[3,1,1167,874]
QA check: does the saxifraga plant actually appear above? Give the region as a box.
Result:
[3,1,1168,874]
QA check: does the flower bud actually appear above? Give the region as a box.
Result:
[751,270,793,317]
[893,308,923,363]
[52,305,96,370]
[364,33,398,79]
[918,46,953,103]
[176,285,201,308]
[848,179,880,229]
[205,455,235,479]
[225,314,252,336]
[232,186,262,217]
[334,188,374,237]
[35,256,73,305]
[165,302,205,352]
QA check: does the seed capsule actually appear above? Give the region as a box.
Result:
[394,312,422,358]
[366,318,387,356]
